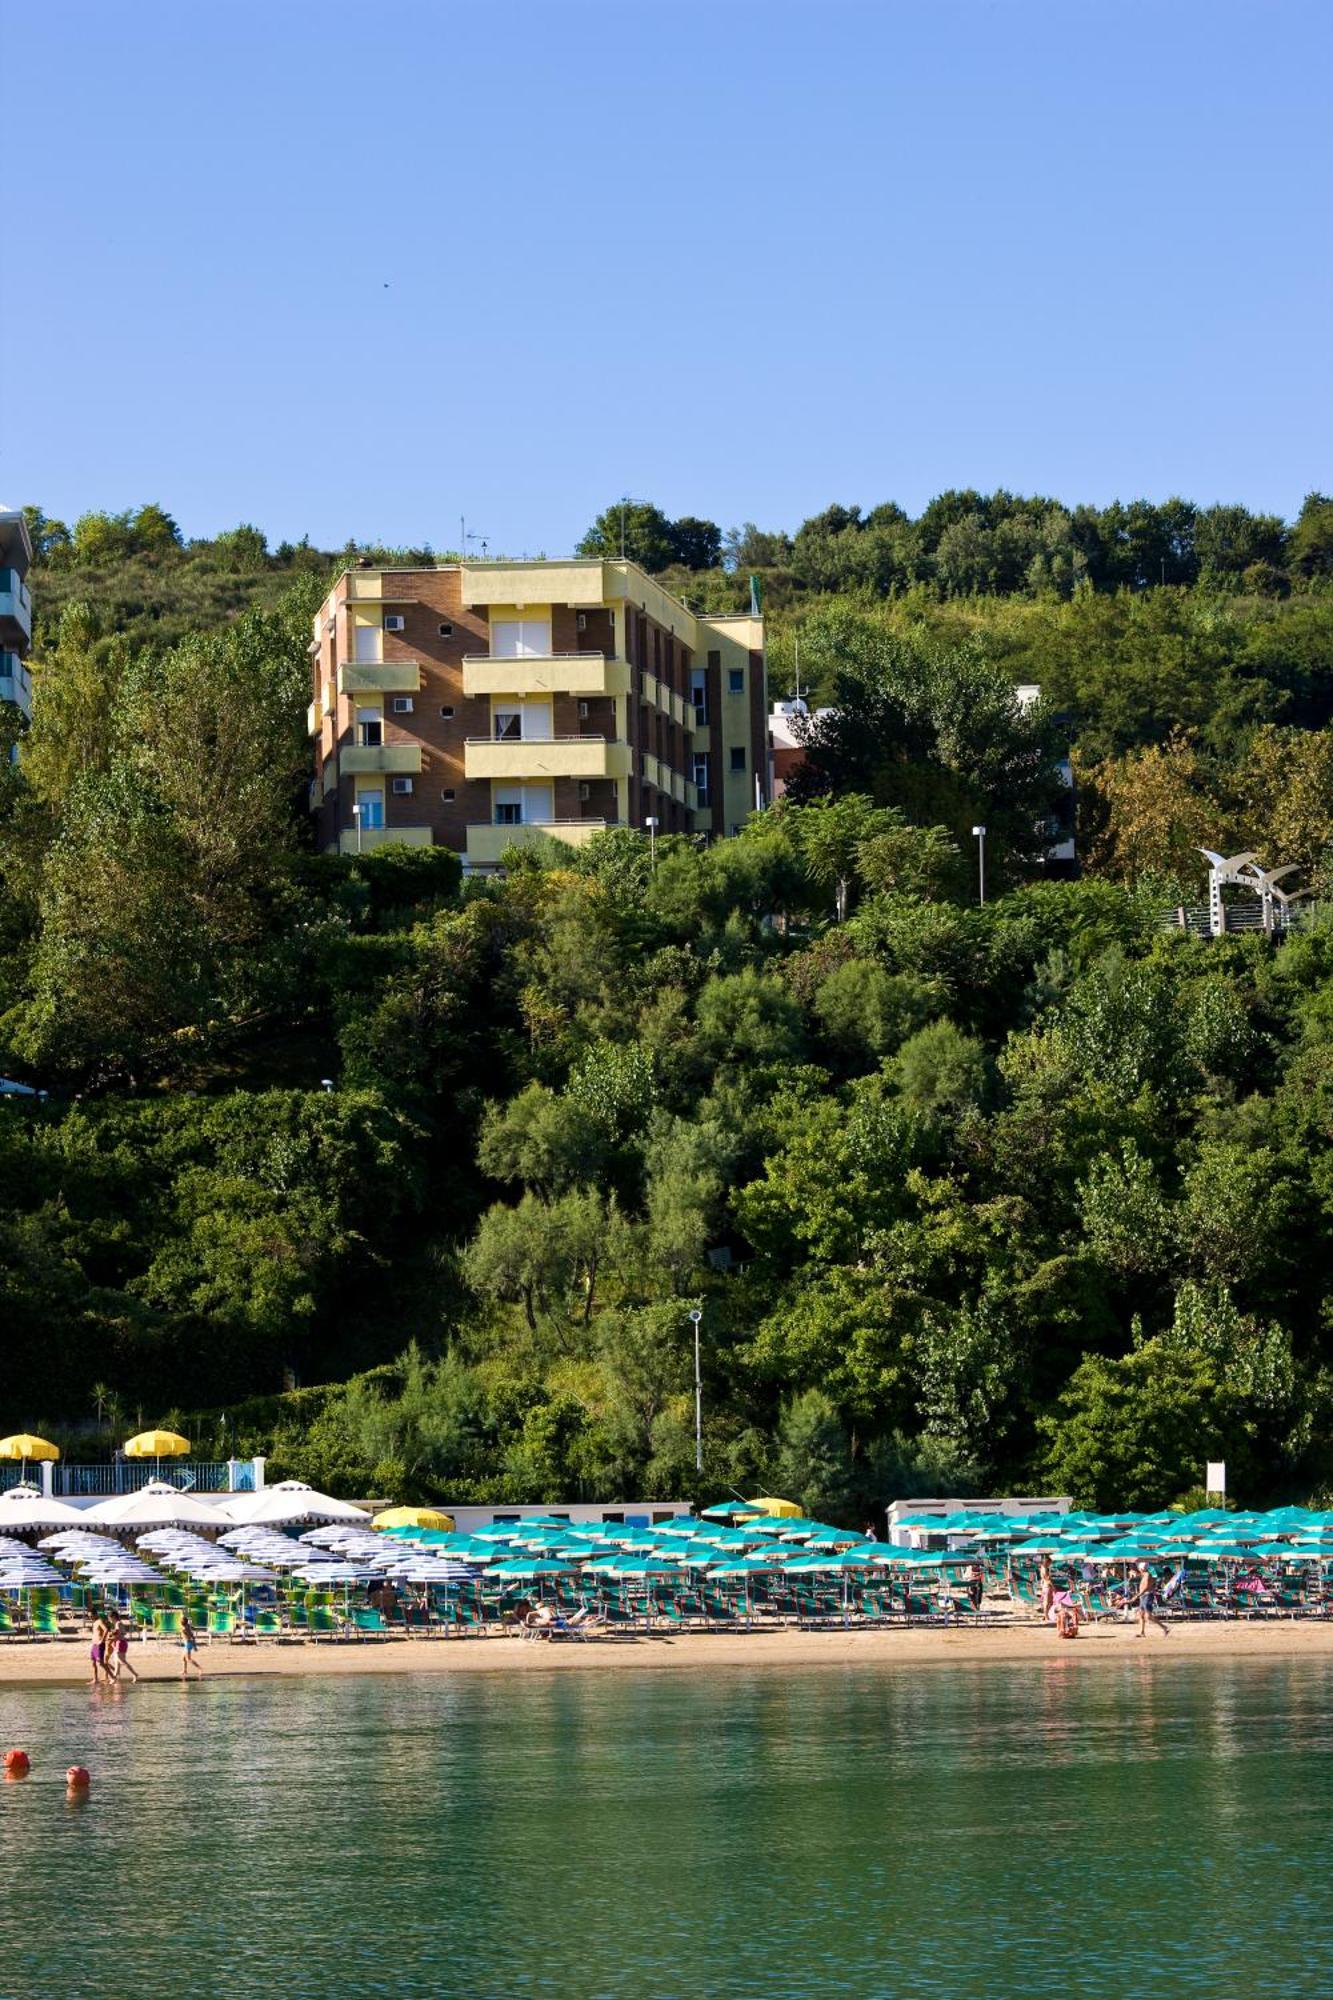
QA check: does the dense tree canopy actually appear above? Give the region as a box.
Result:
[3,490,1333,1518]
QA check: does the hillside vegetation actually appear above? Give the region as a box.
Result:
[3,490,1333,1516]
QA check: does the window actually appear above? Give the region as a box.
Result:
[577,700,590,720]
[357,707,383,748]
[439,705,454,719]
[576,612,587,632]
[392,776,414,795]
[491,618,551,659]
[495,801,522,826]
[442,788,456,802]
[693,752,710,803]
[438,622,453,637]
[356,790,384,830]
[730,746,746,772]
[728,668,744,695]
[690,667,708,725]
[494,709,523,741]
[392,697,414,714]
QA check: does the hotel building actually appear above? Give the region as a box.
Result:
[307,559,768,867]
[0,508,34,723]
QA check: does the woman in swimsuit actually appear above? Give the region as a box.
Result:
[107,1608,139,1682]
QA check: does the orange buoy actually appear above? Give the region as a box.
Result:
[4,1748,30,1776]
[65,1766,90,1790]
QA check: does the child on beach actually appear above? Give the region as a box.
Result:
[180,1611,204,1678]
[107,1608,139,1682]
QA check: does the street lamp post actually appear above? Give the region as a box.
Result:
[645,815,659,871]
[352,802,364,855]
[971,824,986,906]
[689,1307,703,1474]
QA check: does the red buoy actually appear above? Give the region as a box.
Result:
[65,1766,90,1790]
[4,1749,30,1777]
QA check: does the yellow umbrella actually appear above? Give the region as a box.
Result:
[0,1435,60,1463]
[123,1431,191,1459]
[745,1496,803,1519]
[371,1506,455,1532]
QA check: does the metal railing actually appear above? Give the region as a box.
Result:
[50,1460,257,1497]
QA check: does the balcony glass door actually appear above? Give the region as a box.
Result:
[491,619,551,659]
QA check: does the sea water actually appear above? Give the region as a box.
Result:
[1,1658,1330,1997]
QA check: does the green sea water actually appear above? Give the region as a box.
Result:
[1,1657,1330,1997]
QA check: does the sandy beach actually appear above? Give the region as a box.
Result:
[3,1619,1333,1685]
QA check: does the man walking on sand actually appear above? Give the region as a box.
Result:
[1133,1562,1170,1639]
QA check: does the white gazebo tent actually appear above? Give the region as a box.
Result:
[0,1484,87,1531]
[85,1481,224,1529]
[219,1480,371,1528]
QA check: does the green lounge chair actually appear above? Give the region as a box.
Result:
[29,1602,62,1639]
[152,1608,183,1641]
[206,1607,237,1642]
[350,1607,389,1639]
[307,1606,344,1642]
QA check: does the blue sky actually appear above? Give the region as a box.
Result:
[4,1,1330,553]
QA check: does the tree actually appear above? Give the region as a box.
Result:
[892,1021,987,1125]
[576,501,678,572]
[668,516,723,571]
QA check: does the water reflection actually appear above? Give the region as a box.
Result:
[0,1662,1330,1996]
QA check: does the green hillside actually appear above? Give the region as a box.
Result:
[4,489,1333,1516]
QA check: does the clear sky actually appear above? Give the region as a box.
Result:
[4,0,1330,553]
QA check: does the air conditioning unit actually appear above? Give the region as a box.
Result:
[578,782,591,802]
[392,777,414,795]
[392,697,414,713]
[384,615,406,633]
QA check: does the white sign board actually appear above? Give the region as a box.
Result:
[1206,1461,1226,1496]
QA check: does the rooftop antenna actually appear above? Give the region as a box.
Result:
[465,528,490,561]
[620,494,630,561]
[793,635,803,704]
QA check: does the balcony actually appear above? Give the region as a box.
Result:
[306,699,322,737]
[464,737,631,783]
[466,820,609,867]
[461,653,629,699]
[337,660,422,696]
[0,659,31,718]
[337,825,434,855]
[345,573,419,603]
[0,574,32,648]
[339,743,423,777]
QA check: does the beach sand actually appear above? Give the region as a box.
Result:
[3,1619,1333,1685]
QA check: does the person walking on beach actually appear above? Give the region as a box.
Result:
[89,1609,110,1687]
[1133,1562,1170,1639]
[965,1561,983,1613]
[106,1608,139,1682]
[1038,1555,1054,1622]
[179,1611,204,1678]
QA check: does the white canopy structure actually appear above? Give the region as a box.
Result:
[219,1480,370,1528]
[85,1480,223,1529]
[0,1483,86,1529]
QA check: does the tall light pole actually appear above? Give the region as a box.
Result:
[971,824,986,906]
[645,815,659,871]
[352,802,364,855]
[689,1307,703,1474]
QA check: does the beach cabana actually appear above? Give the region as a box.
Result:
[86,1481,223,1529]
[0,1484,85,1530]
[223,1481,371,1528]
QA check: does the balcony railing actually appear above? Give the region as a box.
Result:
[337,661,422,696]
[461,653,628,699]
[466,820,610,866]
[339,743,423,776]
[464,736,631,782]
